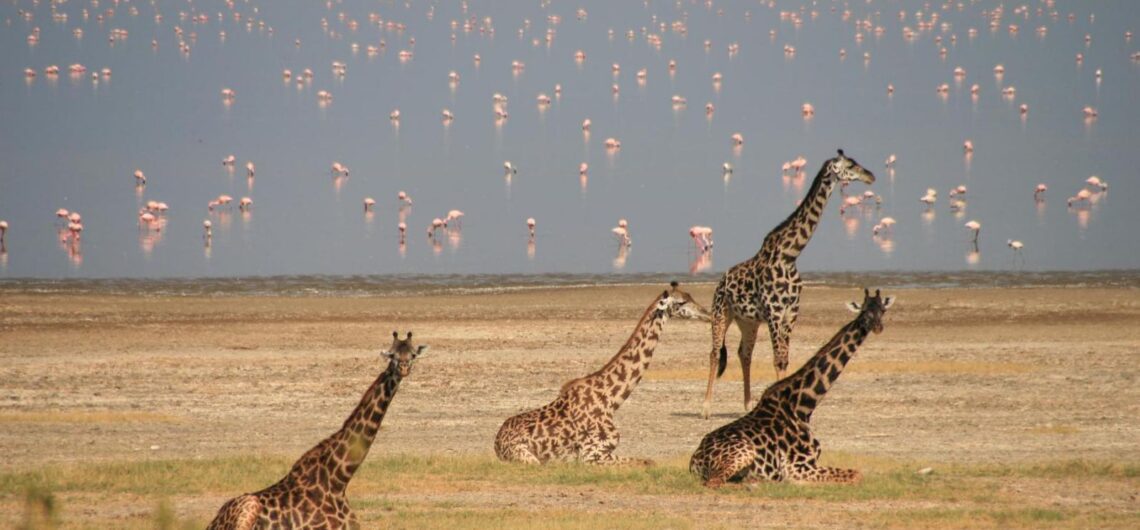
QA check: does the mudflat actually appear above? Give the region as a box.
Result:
[1,284,1138,528]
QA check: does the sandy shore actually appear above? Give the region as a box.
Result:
[1,283,1138,526]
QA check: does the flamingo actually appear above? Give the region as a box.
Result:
[397,191,413,205]
[68,212,82,224]
[239,197,253,211]
[873,217,896,236]
[1034,184,1048,201]
[398,222,407,243]
[246,162,255,178]
[134,169,146,184]
[504,161,517,175]
[56,209,70,223]
[801,102,815,117]
[222,155,236,166]
[445,210,464,228]
[965,220,981,243]
[331,162,349,176]
[730,133,744,146]
[579,162,589,176]
[390,109,400,121]
[884,154,897,168]
[203,220,212,239]
[1007,239,1024,253]
[429,218,445,237]
[839,196,862,215]
[1068,189,1092,207]
[949,185,967,197]
[689,226,713,252]
[1086,176,1108,191]
[526,217,536,239]
[963,140,974,154]
[722,162,733,176]
[920,189,938,207]
[581,118,591,131]
[139,211,157,227]
[364,198,376,212]
[612,219,631,246]
[0,220,7,242]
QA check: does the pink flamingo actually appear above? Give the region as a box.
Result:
[331,162,349,176]
[526,217,536,240]
[872,217,896,236]
[222,155,236,166]
[1086,176,1108,191]
[445,210,464,228]
[239,197,253,211]
[390,109,400,121]
[363,197,376,212]
[398,222,407,243]
[579,162,589,177]
[1068,189,1092,207]
[68,212,82,224]
[56,209,70,224]
[884,154,897,168]
[730,133,743,146]
[611,219,631,246]
[0,220,7,243]
[581,118,591,132]
[397,191,413,205]
[963,140,974,154]
[139,211,157,228]
[689,226,713,252]
[603,138,621,150]
[246,162,255,178]
[965,220,981,244]
[949,185,967,198]
[801,102,815,117]
[134,169,146,185]
[706,102,715,115]
[839,196,862,215]
[1034,184,1048,201]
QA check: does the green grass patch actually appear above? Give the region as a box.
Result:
[361,507,692,530]
[872,507,1140,529]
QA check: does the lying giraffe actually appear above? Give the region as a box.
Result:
[207,332,428,530]
[495,283,710,465]
[703,150,875,418]
[689,289,893,487]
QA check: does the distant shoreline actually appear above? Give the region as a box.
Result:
[1,270,1138,297]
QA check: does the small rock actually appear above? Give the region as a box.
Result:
[150,445,160,451]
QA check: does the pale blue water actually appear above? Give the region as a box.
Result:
[1,1,1138,279]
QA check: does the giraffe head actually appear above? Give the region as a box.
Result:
[656,281,712,321]
[845,288,895,334]
[383,331,428,378]
[828,149,875,185]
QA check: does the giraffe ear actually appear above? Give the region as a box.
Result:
[882,296,895,309]
[846,301,862,313]
[415,345,429,357]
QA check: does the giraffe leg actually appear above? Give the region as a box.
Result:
[693,438,758,488]
[787,464,863,484]
[767,318,791,380]
[736,318,761,411]
[703,301,731,419]
[207,494,261,530]
[579,421,650,465]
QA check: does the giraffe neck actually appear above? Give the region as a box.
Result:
[291,363,402,495]
[594,301,667,411]
[762,165,836,260]
[765,315,870,422]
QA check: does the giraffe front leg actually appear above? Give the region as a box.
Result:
[703,303,731,419]
[693,437,759,488]
[579,422,651,466]
[736,318,761,411]
[767,318,791,381]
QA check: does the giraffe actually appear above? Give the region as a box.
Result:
[689,289,894,487]
[702,149,875,418]
[495,282,710,465]
[207,331,428,530]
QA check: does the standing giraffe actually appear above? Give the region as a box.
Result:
[207,332,428,530]
[495,283,710,465]
[690,289,894,487]
[703,149,875,418]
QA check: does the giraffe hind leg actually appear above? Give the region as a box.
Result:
[736,318,761,411]
[788,464,863,484]
[206,494,262,530]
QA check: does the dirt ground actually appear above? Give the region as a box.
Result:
[1,284,1138,526]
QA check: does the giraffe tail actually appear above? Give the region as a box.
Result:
[716,344,728,378]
